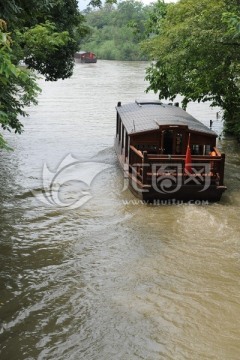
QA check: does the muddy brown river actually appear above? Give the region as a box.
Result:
[0,60,240,359]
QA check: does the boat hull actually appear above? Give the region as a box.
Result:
[128,178,226,203]
[81,59,97,63]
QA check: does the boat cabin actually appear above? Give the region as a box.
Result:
[74,51,97,63]
[114,100,226,202]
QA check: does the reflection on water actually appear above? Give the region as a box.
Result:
[0,60,240,360]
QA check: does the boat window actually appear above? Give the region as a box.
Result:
[122,126,125,149]
[116,114,120,136]
[192,145,200,155]
[136,144,157,153]
[118,118,121,143]
[175,133,183,154]
[163,130,173,154]
[148,145,157,153]
[136,144,145,151]
[125,134,129,158]
[204,145,211,155]
[192,145,211,155]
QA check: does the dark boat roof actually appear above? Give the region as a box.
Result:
[76,51,96,55]
[116,100,217,136]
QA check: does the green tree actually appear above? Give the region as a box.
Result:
[88,0,117,7]
[0,20,40,149]
[143,0,240,139]
[144,0,168,37]
[81,1,150,61]
[0,0,88,149]
[4,0,88,80]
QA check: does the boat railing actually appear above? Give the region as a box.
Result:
[129,145,225,186]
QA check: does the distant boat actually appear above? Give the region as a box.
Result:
[115,99,227,202]
[74,51,97,63]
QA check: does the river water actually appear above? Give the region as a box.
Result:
[0,60,240,360]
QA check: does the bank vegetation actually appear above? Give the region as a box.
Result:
[1,0,240,147]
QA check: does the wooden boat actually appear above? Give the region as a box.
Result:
[74,51,97,63]
[114,100,227,202]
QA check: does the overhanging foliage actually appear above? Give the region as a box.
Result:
[0,0,88,148]
[143,0,240,139]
